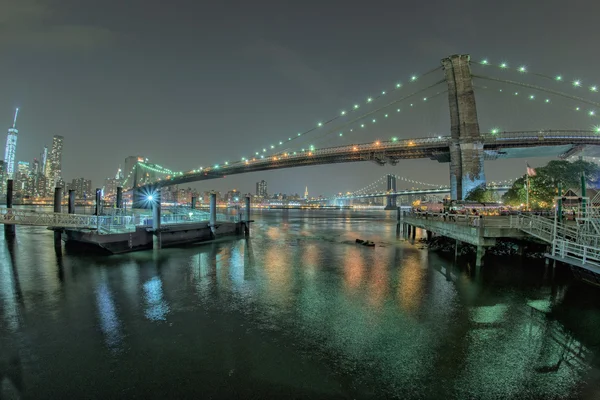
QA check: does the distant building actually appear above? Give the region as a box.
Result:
[104,167,124,197]
[0,160,6,194]
[71,177,92,199]
[15,161,30,196]
[45,135,64,192]
[40,146,48,174]
[3,108,19,179]
[256,180,267,197]
[35,175,47,197]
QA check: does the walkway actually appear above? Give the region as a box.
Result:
[402,212,527,246]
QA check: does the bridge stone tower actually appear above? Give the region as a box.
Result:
[384,174,397,210]
[441,54,485,200]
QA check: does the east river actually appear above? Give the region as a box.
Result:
[1,209,599,399]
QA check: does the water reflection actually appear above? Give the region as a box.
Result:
[396,251,427,316]
[143,276,170,321]
[343,246,365,292]
[0,209,599,399]
[95,278,123,351]
[0,237,22,332]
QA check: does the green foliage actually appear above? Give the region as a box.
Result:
[501,160,600,208]
[465,184,498,203]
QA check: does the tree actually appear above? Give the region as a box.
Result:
[501,160,600,208]
[465,184,497,203]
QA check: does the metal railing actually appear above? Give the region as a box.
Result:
[0,207,136,233]
[553,240,600,270]
[405,211,516,228]
[0,207,234,233]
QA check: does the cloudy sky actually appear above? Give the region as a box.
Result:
[1,0,599,195]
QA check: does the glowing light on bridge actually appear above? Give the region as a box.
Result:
[590,110,596,116]
[555,75,562,81]
[367,97,372,102]
[573,80,581,87]
[594,125,600,133]
[317,122,322,127]
[410,75,417,81]
[545,99,550,103]
[396,83,402,88]
[341,111,346,115]
[481,59,489,65]
[576,107,580,111]
[500,62,508,68]
[529,95,535,100]
[518,66,527,73]
[591,86,598,92]
[490,128,499,134]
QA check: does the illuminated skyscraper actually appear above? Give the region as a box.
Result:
[16,161,30,195]
[256,180,267,197]
[45,135,64,191]
[41,146,48,174]
[3,108,19,179]
[0,160,6,194]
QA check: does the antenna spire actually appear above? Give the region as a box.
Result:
[12,107,19,128]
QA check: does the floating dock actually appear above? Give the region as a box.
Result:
[62,221,243,254]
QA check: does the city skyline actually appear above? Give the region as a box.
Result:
[1,1,600,196]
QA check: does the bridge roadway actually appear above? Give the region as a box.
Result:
[139,130,600,189]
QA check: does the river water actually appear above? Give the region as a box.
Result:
[1,209,599,399]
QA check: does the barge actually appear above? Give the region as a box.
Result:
[62,221,244,254]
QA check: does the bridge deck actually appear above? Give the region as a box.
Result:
[134,130,600,189]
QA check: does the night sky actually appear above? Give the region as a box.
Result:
[2,0,600,196]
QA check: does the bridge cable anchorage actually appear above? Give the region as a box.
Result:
[472,59,600,94]
[472,75,600,109]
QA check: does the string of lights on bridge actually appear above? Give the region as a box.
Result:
[124,55,600,189]
[473,58,600,133]
[474,58,600,96]
[473,83,600,134]
[238,66,443,162]
[127,77,451,184]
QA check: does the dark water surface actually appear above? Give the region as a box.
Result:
[1,209,600,399]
